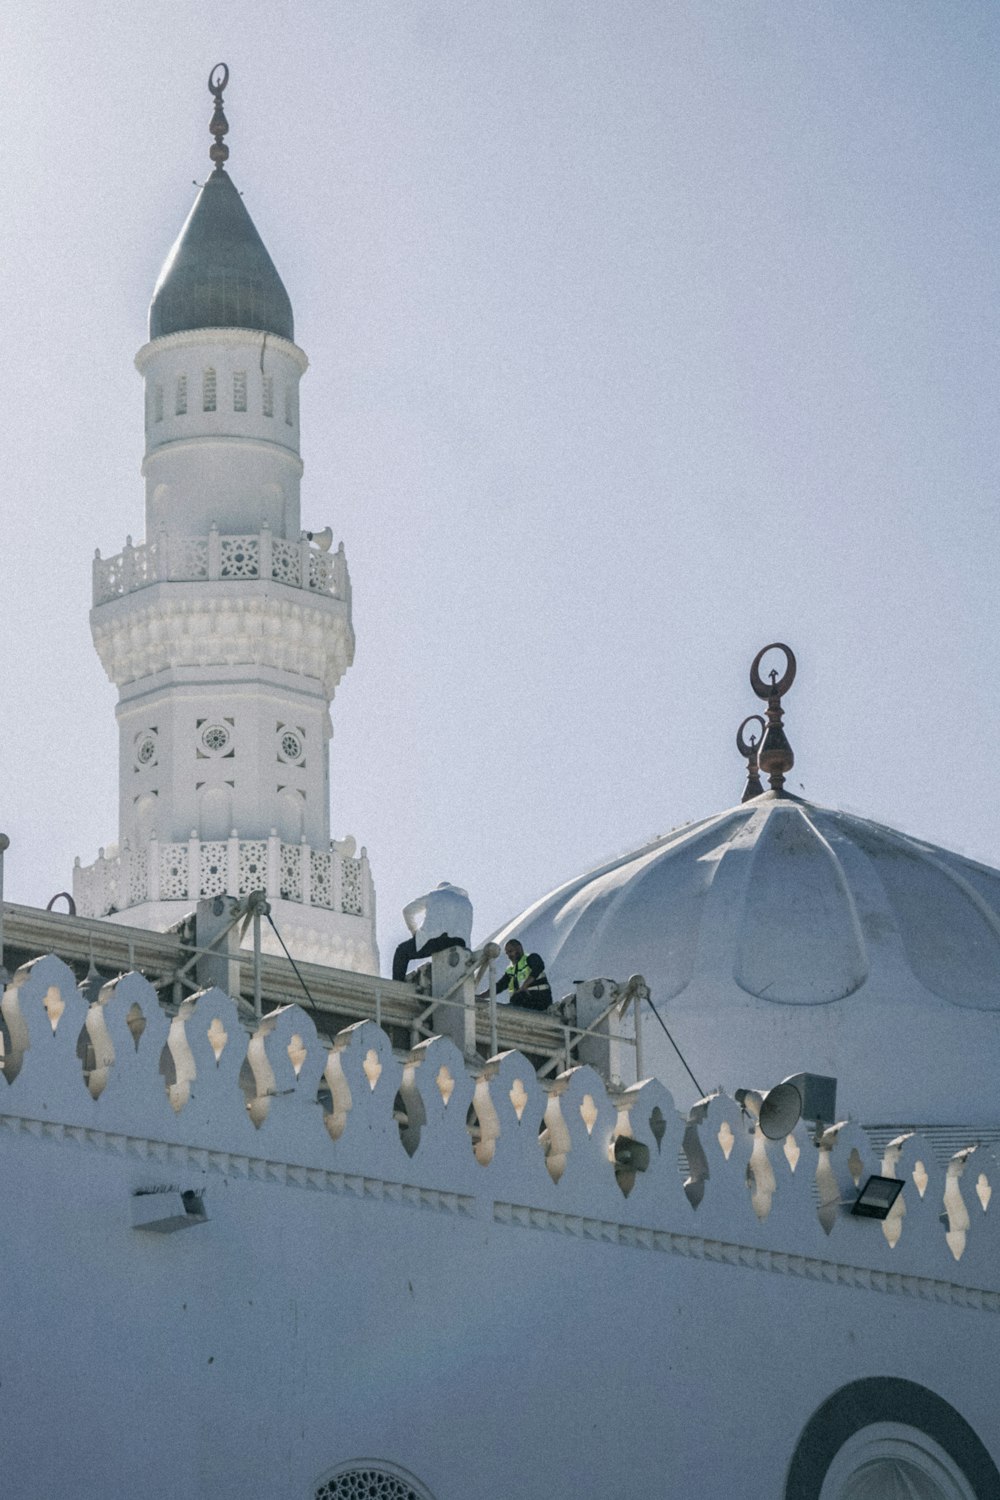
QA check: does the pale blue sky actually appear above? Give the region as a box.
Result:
[2,3,999,965]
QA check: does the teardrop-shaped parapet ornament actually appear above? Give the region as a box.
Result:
[736,714,765,803]
[749,643,796,794]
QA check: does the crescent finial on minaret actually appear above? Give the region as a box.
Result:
[208,63,230,171]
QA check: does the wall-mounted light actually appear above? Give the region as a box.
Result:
[131,1187,208,1233]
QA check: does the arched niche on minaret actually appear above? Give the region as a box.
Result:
[199,786,232,842]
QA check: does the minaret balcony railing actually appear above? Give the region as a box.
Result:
[92,525,350,607]
[73,833,373,922]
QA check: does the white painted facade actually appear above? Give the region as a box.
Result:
[2,955,1000,1499]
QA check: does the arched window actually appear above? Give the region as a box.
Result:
[787,1380,998,1500]
[821,1427,976,1499]
[276,788,304,843]
[199,785,231,842]
[133,791,158,844]
[314,1464,434,1500]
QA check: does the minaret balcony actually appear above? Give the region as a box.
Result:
[93,525,349,608]
[74,832,373,922]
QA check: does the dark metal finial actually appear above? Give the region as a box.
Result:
[208,63,230,171]
[749,643,797,794]
[736,715,766,802]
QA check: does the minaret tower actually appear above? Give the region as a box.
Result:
[74,67,378,974]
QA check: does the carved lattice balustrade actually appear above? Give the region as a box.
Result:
[74,834,371,921]
[92,525,349,605]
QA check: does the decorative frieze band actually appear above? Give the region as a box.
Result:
[492,1200,1000,1312]
[0,1112,476,1220]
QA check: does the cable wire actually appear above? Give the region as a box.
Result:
[643,992,704,1098]
[264,911,320,1017]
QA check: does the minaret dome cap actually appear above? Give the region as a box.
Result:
[148,67,293,342]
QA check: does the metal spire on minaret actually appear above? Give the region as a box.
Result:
[208,63,230,171]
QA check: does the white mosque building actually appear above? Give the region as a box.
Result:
[3,68,1000,1500]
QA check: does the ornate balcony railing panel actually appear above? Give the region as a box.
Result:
[93,525,349,606]
[74,834,373,922]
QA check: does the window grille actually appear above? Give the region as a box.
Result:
[315,1467,432,1500]
[233,371,247,411]
[262,375,274,417]
[203,367,216,412]
[176,375,187,415]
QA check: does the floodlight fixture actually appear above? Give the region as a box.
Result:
[850,1175,904,1220]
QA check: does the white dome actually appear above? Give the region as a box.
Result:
[495,792,1000,1125]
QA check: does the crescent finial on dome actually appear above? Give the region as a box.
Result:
[736,715,766,802]
[749,643,796,795]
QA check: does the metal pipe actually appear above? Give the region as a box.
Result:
[252,909,262,1021]
[488,965,498,1057]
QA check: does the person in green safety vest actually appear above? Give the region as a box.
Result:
[489,938,553,1011]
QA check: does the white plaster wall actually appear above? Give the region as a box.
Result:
[7,1148,995,1500]
[103,897,379,972]
[136,329,307,540]
[1,957,998,1499]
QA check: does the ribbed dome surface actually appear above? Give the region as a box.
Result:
[149,169,293,341]
[495,793,1000,1123]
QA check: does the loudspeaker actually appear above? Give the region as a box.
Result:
[780,1072,837,1126]
[306,526,334,552]
[735,1081,803,1140]
[613,1136,650,1173]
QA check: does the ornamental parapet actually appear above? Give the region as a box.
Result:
[92,525,350,607]
[73,833,372,921]
[2,951,1000,1295]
